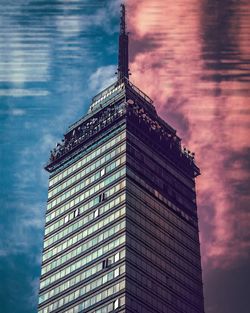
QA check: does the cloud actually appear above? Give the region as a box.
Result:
[127,0,250,269]
[11,108,26,116]
[0,45,50,84]
[0,108,26,115]
[0,132,58,258]
[0,89,49,97]
[55,0,122,38]
[89,65,117,93]
[0,3,52,91]
[0,202,45,257]
[55,15,83,37]
[0,0,122,95]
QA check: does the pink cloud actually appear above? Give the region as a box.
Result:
[126,0,250,270]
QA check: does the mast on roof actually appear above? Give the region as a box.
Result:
[117,4,129,80]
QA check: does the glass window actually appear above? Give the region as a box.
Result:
[114,298,119,310]
[100,168,105,176]
[45,179,125,237]
[114,252,119,263]
[94,209,99,218]
[120,296,125,306]
[42,220,125,273]
[64,215,69,223]
[114,268,119,278]
[49,130,125,188]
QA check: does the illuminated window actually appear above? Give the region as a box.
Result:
[64,215,69,223]
[114,252,119,263]
[74,208,79,217]
[100,168,106,176]
[114,298,119,310]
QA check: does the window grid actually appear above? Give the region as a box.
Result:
[40,236,126,288]
[127,202,200,262]
[45,180,125,236]
[128,250,202,305]
[90,295,125,313]
[41,251,124,300]
[127,168,197,226]
[47,156,125,210]
[127,132,194,188]
[46,167,125,217]
[39,256,125,304]
[41,220,126,275]
[65,280,125,313]
[127,180,198,240]
[39,264,125,311]
[44,192,125,248]
[127,220,201,280]
[48,144,125,200]
[49,131,126,188]
[127,236,201,292]
[43,207,126,262]
[38,281,125,313]
[127,154,195,212]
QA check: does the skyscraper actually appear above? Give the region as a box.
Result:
[38,4,204,313]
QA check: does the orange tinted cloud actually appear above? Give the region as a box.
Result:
[126,0,250,269]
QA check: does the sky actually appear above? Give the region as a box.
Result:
[0,1,250,313]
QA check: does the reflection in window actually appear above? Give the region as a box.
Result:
[64,215,69,223]
[114,298,119,310]
[94,209,99,218]
[100,168,106,176]
[99,192,107,202]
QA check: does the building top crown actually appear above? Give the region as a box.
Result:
[44,4,200,178]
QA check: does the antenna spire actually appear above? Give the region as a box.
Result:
[117,4,129,80]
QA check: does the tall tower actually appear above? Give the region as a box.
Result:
[37,4,204,313]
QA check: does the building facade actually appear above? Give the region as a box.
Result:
[37,5,204,313]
